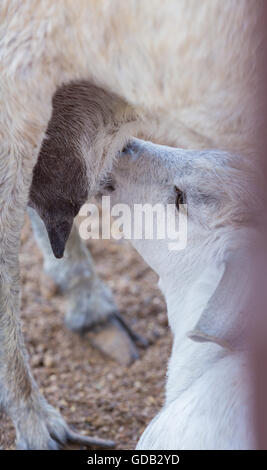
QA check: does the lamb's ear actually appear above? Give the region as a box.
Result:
[187,249,251,351]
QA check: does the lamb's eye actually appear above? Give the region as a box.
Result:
[175,186,186,210]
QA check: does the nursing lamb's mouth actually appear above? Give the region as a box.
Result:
[98,175,116,193]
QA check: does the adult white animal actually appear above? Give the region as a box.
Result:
[104,138,263,450]
[0,0,264,449]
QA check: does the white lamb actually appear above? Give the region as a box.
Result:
[101,138,264,449]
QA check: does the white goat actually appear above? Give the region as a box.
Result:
[0,0,265,449]
[103,138,264,449]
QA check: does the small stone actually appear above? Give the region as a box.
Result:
[31,354,43,367]
[146,396,155,405]
[44,354,54,368]
[134,381,142,390]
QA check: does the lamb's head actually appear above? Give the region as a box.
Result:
[101,138,263,350]
[101,138,260,267]
[29,81,137,258]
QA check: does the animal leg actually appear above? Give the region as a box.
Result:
[29,208,147,365]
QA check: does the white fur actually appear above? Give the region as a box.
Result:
[108,139,263,449]
[0,0,265,449]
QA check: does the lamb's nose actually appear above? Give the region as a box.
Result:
[120,139,143,161]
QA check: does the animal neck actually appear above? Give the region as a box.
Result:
[158,249,255,417]
[157,245,231,405]
[158,245,220,339]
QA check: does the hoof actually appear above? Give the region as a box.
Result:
[15,401,115,450]
[65,281,148,365]
[87,313,141,366]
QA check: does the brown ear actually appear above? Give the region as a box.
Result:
[46,219,74,259]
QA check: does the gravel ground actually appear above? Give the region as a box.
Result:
[0,216,171,449]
